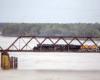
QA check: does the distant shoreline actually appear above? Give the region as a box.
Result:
[0,35,18,37]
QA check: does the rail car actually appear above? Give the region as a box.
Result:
[81,45,99,52]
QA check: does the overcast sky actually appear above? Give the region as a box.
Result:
[0,0,100,23]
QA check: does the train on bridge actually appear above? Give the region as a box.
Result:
[0,36,100,52]
[33,44,100,52]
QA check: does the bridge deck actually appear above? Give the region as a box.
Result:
[0,50,100,53]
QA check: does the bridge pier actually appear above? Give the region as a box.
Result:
[1,51,18,70]
[1,52,9,69]
[14,57,18,69]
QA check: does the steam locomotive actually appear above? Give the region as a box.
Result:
[33,44,81,51]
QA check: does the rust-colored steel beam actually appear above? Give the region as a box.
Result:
[21,37,33,50]
[82,38,90,52]
[69,38,75,44]
[0,47,3,50]
[90,38,98,46]
[82,38,89,45]
[40,37,47,45]
[13,45,18,50]
[54,37,61,51]
[62,38,68,45]
[75,38,89,52]
[76,38,83,45]
[33,37,47,51]
[67,38,75,52]
[68,38,79,52]
[31,37,41,51]
[54,37,61,45]
[48,37,55,44]
[34,37,41,44]
[62,38,69,52]
[19,38,20,50]
[7,37,20,50]
[21,38,32,50]
[19,36,100,38]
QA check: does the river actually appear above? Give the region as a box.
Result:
[0,36,100,70]
[1,36,100,80]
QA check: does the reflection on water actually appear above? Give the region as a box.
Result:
[0,36,100,70]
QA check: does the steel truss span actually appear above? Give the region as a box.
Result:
[0,36,100,53]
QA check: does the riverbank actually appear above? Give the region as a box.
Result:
[0,69,100,80]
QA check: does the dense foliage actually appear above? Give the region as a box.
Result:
[1,23,100,37]
[0,23,14,31]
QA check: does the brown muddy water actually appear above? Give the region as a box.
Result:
[0,36,100,80]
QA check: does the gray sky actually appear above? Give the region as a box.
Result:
[0,0,100,23]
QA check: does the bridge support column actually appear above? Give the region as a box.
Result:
[10,57,13,69]
[1,52,9,70]
[1,51,18,70]
[14,57,18,69]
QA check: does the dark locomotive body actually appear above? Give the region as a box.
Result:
[33,44,81,51]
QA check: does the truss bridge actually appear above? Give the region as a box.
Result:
[0,36,100,53]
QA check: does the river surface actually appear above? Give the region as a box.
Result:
[0,36,100,70]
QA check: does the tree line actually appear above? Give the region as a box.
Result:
[0,23,15,31]
[1,23,100,37]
